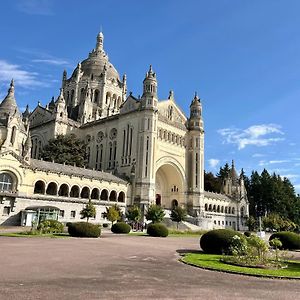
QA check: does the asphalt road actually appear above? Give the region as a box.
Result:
[0,232,300,300]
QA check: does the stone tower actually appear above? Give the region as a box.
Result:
[186,93,205,214]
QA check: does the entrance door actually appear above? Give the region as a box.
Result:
[156,194,161,206]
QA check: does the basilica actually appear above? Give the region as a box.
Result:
[0,32,249,230]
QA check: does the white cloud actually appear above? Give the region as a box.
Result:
[208,159,220,169]
[16,0,54,16]
[252,153,265,158]
[269,160,290,164]
[0,60,48,88]
[32,59,69,66]
[281,174,300,180]
[218,124,284,150]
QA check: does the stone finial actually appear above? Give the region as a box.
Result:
[168,90,174,100]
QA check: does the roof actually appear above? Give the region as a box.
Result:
[204,191,233,201]
[29,159,128,184]
[0,80,19,116]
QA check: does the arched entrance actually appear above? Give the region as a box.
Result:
[155,163,184,209]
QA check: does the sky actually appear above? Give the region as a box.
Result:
[0,0,299,193]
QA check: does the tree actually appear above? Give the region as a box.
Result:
[126,205,142,224]
[80,199,96,222]
[204,171,221,193]
[105,204,122,225]
[145,204,165,223]
[41,134,87,167]
[170,206,187,229]
[245,216,257,231]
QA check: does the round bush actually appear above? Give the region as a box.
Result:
[111,222,131,234]
[37,219,64,234]
[147,223,169,237]
[269,231,300,250]
[67,222,101,238]
[200,229,243,254]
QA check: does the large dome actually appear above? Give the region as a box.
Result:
[70,32,120,81]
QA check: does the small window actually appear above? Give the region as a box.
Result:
[226,221,228,225]
[218,221,220,225]
[70,210,76,218]
[59,210,65,218]
[3,206,10,215]
[214,220,216,224]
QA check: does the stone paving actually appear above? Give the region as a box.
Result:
[0,232,300,300]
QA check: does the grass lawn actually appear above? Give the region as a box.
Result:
[0,232,70,238]
[182,253,300,279]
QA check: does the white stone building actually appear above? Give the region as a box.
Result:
[0,32,249,230]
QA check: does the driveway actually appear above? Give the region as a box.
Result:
[0,232,300,300]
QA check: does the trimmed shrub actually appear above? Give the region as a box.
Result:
[200,229,243,254]
[269,231,300,250]
[147,223,169,237]
[111,222,131,234]
[67,222,101,238]
[37,219,64,234]
[102,223,109,228]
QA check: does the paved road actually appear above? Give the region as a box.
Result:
[0,233,300,300]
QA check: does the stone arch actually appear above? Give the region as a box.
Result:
[100,189,108,200]
[58,183,69,197]
[0,171,18,192]
[155,157,186,209]
[91,188,100,200]
[81,186,90,199]
[109,190,117,201]
[70,185,80,198]
[106,92,111,105]
[241,206,245,217]
[46,182,58,195]
[205,203,208,211]
[34,180,46,194]
[171,199,178,207]
[94,89,99,103]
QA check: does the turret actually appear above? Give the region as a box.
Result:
[0,79,19,117]
[96,31,104,53]
[62,69,67,88]
[54,88,67,120]
[141,65,158,110]
[187,92,203,131]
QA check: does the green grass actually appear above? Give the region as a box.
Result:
[182,253,300,279]
[0,232,69,238]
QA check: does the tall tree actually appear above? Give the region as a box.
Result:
[41,134,87,167]
[170,206,187,229]
[145,204,165,223]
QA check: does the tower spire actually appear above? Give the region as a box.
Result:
[96,31,104,52]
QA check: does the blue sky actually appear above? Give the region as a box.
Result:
[0,0,299,193]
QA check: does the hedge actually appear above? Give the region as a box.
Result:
[269,231,300,250]
[67,222,101,238]
[200,229,243,254]
[111,222,131,234]
[147,223,169,237]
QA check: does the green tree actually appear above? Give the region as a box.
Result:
[170,206,187,229]
[80,199,96,222]
[245,216,257,231]
[204,171,221,193]
[145,204,165,223]
[126,205,142,224]
[105,204,122,225]
[41,134,87,167]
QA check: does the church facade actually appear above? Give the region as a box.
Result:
[0,33,249,230]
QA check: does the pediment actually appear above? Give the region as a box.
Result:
[120,95,140,114]
[158,100,187,126]
[29,105,53,127]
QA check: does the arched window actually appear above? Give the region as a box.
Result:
[217,205,220,213]
[46,182,58,195]
[205,203,208,211]
[34,180,45,194]
[70,186,80,198]
[91,188,100,200]
[171,199,178,208]
[208,204,212,211]
[0,173,14,191]
[228,207,231,214]
[241,206,245,217]
[232,207,235,214]
[10,126,17,145]
[58,184,69,197]
[94,90,99,103]
[213,205,216,212]
[100,189,108,201]
[109,190,117,201]
[225,207,228,214]
[221,206,224,213]
[81,187,90,199]
[118,191,125,202]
